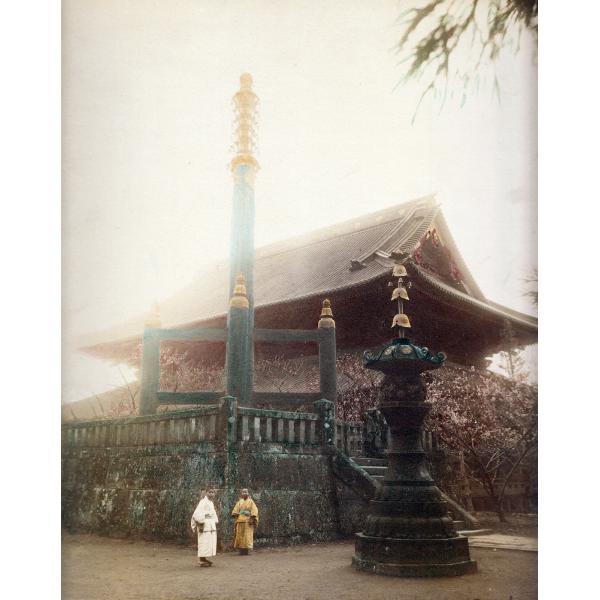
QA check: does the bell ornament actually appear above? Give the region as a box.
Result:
[391,287,409,301]
[392,264,408,277]
[391,313,411,328]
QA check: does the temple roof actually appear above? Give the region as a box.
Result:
[79,195,537,354]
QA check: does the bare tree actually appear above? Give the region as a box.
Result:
[522,267,538,307]
[425,364,537,522]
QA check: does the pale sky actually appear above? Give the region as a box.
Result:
[62,0,537,403]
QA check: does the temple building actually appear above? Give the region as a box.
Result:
[79,194,537,377]
[63,76,537,548]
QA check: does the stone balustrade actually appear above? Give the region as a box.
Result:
[237,407,319,446]
[62,400,439,459]
[61,405,221,447]
[335,419,364,456]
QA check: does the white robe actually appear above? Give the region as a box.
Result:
[191,497,218,558]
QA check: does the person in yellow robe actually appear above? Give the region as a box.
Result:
[231,488,259,555]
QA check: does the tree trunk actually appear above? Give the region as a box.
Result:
[494,495,507,523]
[439,491,480,529]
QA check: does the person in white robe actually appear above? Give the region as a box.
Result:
[191,489,219,567]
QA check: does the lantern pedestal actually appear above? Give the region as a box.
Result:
[352,339,477,577]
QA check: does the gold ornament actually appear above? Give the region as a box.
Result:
[392,264,408,277]
[391,286,409,301]
[318,298,335,328]
[391,313,411,328]
[145,302,161,328]
[230,73,260,176]
[229,273,250,309]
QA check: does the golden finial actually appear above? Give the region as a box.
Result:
[392,264,408,277]
[229,273,250,310]
[391,259,411,336]
[392,313,411,328]
[318,298,335,329]
[230,73,260,175]
[391,286,409,301]
[145,302,161,328]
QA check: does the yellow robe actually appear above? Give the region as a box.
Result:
[232,497,259,549]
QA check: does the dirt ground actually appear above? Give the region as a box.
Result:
[472,512,538,538]
[62,533,537,600]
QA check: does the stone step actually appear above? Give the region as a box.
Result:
[362,465,388,476]
[453,520,466,530]
[457,529,493,537]
[353,457,387,467]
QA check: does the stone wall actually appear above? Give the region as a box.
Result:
[61,405,228,542]
[236,447,339,545]
[61,398,344,547]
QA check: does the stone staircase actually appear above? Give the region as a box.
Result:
[353,456,387,481]
[352,456,470,532]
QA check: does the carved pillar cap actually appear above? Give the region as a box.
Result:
[318,298,335,328]
[229,273,250,310]
[144,302,161,328]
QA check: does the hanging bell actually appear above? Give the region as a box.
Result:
[391,286,409,301]
[391,313,411,328]
[392,264,408,277]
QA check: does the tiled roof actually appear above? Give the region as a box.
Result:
[409,262,537,331]
[79,195,536,350]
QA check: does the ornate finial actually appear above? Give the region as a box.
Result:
[392,264,408,278]
[362,258,446,375]
[229,273,250,310]
[318,298,335,328]
[231,73,259,175]
[391,260,411,338]
[391,286,409,301]
[391,313,411,329]
[145,302,161,328]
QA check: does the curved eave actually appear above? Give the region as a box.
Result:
[408,261,538,335]
[84,260,537,363]
[82,268,391,356]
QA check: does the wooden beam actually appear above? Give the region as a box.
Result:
[238,406,319,421]
[157,391,224,405]
[251,391,322,404]
[254,328,326,343]
[153,328,227,342]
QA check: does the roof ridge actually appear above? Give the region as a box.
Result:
[255,195,436,261]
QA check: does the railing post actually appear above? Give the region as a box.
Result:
[216,395,238,443]
[139,328,160,416]
[314,398,335,449]
[218,395,238,550]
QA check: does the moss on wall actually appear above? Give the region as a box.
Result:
[62,441,342,546]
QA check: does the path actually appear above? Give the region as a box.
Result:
[467,533,537,552]
[62,534,537,600]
